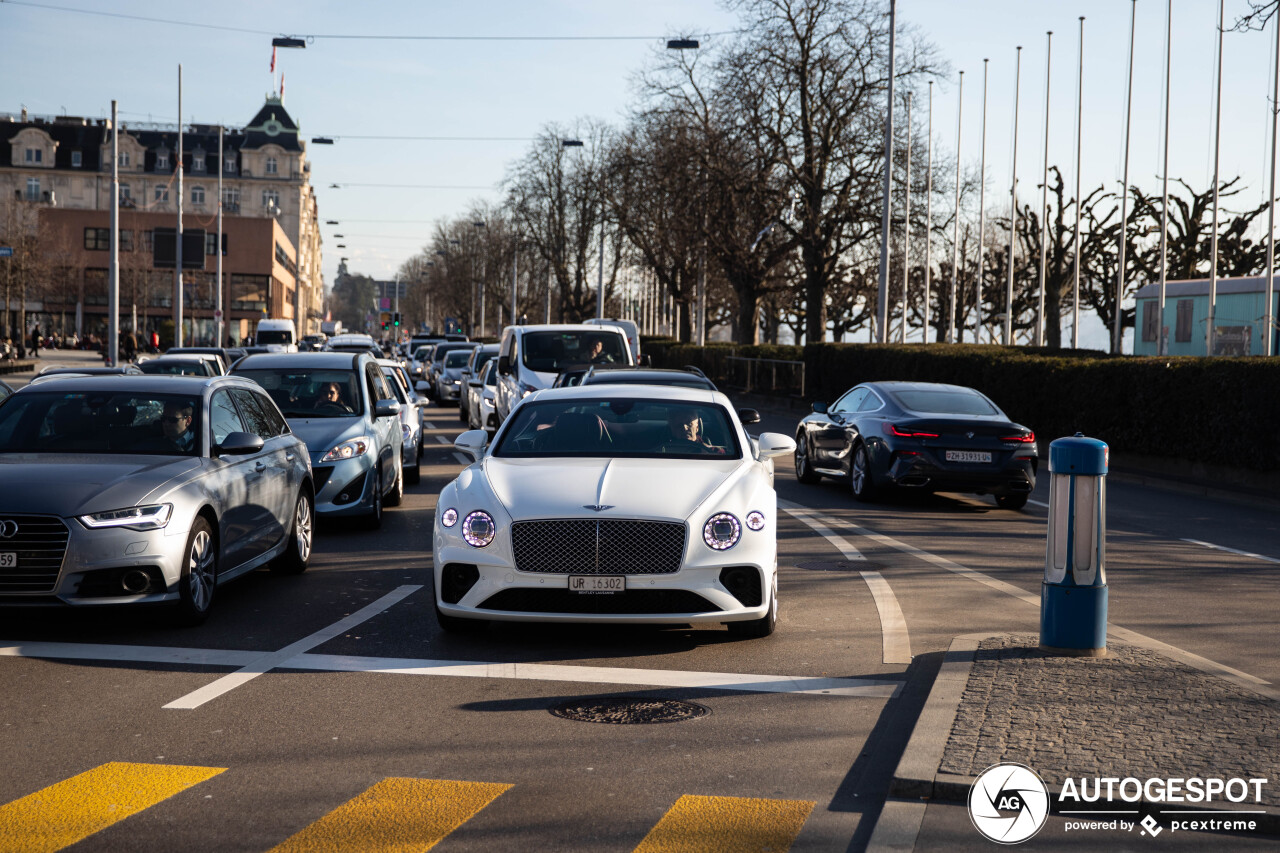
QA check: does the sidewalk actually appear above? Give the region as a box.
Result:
[889,632,1280,834]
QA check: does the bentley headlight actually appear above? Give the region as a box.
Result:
[80,503,173,531]
[703,512,741,550]
[441,508,458,527]
[745,510,766,531]
[462,511,495,547]
[321,437,370,462]
[401,423,412,442]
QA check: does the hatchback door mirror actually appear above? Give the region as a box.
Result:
[498,355,511,375]
[811,401,829,415]
[216,431,264,456]
[454,429,488,462]
[375,399,402,419]
[737,408,761,425]
[754,432,797,460]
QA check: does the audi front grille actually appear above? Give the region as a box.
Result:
[0,515,70,594]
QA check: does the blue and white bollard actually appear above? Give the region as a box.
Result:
[1040,434,1109,657]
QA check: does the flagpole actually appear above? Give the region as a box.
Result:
[1116,4,1136,355]
[877,0,897,344]
[1007,46,1022,346]
[901,90,912,344]
[1038,32,1052,347]
[216,125,224,347]
[1268,3,1280,356]
[109,100,119,367]
[1208,0,1225,356]
[1072,18,1084,349]
[949,70,963,344]
[925,80,934,344]
[1159,0,1172,356]
[976,58,989,344]
[175,63,184,348]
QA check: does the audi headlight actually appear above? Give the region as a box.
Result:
[80,503,173,531]
[462,511,495,547]
[703,512,741,550]
[321,437,370,462]
[745,510,766,531]
[441,508,458,527]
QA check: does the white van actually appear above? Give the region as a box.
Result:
[255,318,298,352]
[584,317,642,363]
[493,323,633,423]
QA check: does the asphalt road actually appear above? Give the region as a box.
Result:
[0,372,1276,852]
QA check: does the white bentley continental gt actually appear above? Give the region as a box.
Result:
[434,385,797,637]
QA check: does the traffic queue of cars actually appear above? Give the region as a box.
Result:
[0,319,1038,636]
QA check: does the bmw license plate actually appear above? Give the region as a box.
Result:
[569,576,625,594]
[0,553,15,569]
[945,450,992,464]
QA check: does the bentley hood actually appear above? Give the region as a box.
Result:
[480,457,742,522]
[0,454,203,516]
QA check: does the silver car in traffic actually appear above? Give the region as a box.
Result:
[0,375,314,624]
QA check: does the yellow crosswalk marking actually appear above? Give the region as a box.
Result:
[0,761,226,853]
[268,777,512,853]
[633,794,815,853]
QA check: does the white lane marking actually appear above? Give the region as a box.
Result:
[0,642,258,667]
[778,498,1038,606]
[1181,538,1280,565]
[860,571,912,664]
[163,585,422,709]
[422,420,436,429]
[779,504,865,561]
[780,499,1276,695]
[434,435,452,445]
[1028,498,1049,508]
[0,642,901,699]
[286,653,902,698]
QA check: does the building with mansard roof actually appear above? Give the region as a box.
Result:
[0,95,324,345]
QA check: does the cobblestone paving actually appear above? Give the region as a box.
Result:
[940,634,1280,807]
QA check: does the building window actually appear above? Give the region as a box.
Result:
[192,186,205,205]
[224,154,236,173]
[154,185,170,203]
[120,230,134,252]
[143,230,155,252]
[25,178,40,201]
[1175,299,1194,343]
[262,189,280,211]
[230,273,269,312]
[205,232,222,256]
[71,151,82,168]
[265,156,278,175]
[24,149,42,164]
[84,269,108,306]
[191,152,205,173]
[119,183,132,200]
[1142,301,1159,343]
[84,227,110,251]
[156,151,170,170]
[119,151,130,168]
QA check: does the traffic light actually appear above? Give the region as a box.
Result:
[392,312,401,327]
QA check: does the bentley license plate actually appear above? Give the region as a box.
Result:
[0,553,15,569]
[946,450,992,463]
[569,575,625,594]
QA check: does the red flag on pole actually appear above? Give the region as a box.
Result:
[280,73,285,100]
[270,46,277,73]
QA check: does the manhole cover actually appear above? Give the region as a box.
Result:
[549,697,710,725]
[794,560,864,572]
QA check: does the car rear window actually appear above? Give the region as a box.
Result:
[892,389,999,416]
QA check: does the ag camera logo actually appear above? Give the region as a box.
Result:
[969,762,1050,844]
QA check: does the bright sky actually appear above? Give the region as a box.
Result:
[3,0,1276,349]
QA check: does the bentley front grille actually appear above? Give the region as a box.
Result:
[511,519,686,575]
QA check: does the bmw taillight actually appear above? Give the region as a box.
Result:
[884,423,940,438]
[1002,431,1036,443]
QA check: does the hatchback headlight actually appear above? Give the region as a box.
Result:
[80,503,173,531]
[321,437,370,462]
[703,512,741,550]
[462,511,495,547]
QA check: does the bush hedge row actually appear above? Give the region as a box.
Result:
[640,338,1280,471]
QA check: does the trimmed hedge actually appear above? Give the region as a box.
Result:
[646,341,1280,471]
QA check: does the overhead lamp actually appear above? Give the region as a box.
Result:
[329,184,340,188]
[667,38,700,49]
[325,220,339,225]
[333,234,344,238]
[336,244,346,248]
[311,137,334,144]
[561,139,584,147]
[273,36,306,48]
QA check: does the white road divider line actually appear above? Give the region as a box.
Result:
[0,642,258,667]
[860,571,912,664]
[1181,538,1280,565]
[779,504,865,561]
[163,585,423,710]
[286,653,902,698]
